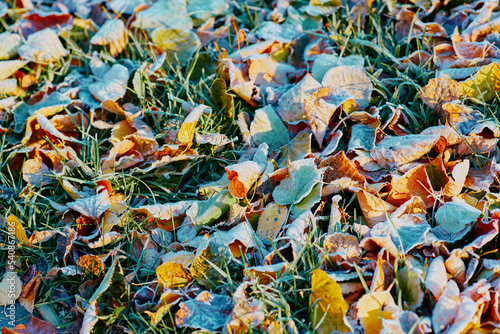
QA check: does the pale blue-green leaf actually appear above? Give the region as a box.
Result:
[131,0,192,30]
[187,0,228,20]
[273,158,321,206]
[176,291,233,331]
[312,54,364,82]
[254,22,299,44]
[250,105,290,150]
[186,190,238,229]
[435,198,482,233]
[152,28,201,64]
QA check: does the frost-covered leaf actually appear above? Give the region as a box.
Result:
[156,262,190,288]
[175,291,233,330]
[277,73,322,125]
[435,198,482,233]
[187,0,228,20]
[186,190,238,229]
[371,134,441,168]
[254,22,299,43]
[461,62,500,101]
[419,74,462,109]
[132,0,192,30]
[88,64,129,102]
[250,105,290,150]
[152,28,200,64]
[90,20,128,57]
[311,54,364,82]
[322,65,372,108]
[304,86,353,146]
[0,32,22,60]
[67,191,112,220]
[273,158,321,205]
[0,60,27,81]
[256,202,288,243]
[18,28,69,62]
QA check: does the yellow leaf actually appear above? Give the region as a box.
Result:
[178,105,210,143]
[7,215,29,246]
[357,291,399,334]
[256,202,288,244]
[156,262,190,289]
[310,269,351,333]
[461,62,500,101]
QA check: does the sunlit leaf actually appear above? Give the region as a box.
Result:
[273,158,321,205]
[152,28,201,64]
[310,269,351,333]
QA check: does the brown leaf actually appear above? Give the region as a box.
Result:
[419,74,462,110]
[18,272,41,313]
[77,255,106,277]
[2,316,57,334]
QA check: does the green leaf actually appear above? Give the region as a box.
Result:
[250,105,290,150]
[152,28,201,64]
[273,158,321,206]
[435,198,482,233]
[292,182,322,217]
[186,190,238,229]
[191,237,232,288]
[211,78,234,117]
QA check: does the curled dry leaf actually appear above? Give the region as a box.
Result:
[225,160,266,199]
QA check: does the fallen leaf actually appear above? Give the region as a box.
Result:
[0,272,22,306]
[67,191,112,220]
[322,65,372,108]
[2,316,57,334]
[371,134,441,168]
[18,28,69,62]
[90,20,128,57]
[461,62,500,101]
[250,105,290,150]
[256,202,288,244]
[156,262,190,289]
[435,197,482,233]
[175,291,233,331]
[273,158,321,206]
[357,291,399,334]
[310,269,351,333]
[419,74,462,110]
[152,28,201,64]
[88,63,129,102]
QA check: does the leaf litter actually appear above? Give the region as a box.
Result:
[2,0,500,333]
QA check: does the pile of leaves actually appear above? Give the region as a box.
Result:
[3,0,500,332]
